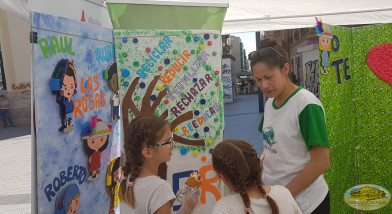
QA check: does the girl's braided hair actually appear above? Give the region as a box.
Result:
[212,139,279,214]
[119,115,169,208]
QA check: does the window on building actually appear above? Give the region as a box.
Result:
[0,45,6,90]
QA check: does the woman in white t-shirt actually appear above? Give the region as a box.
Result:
[248,39,330,214]
[212,139,302,214]
[119,116,199,214]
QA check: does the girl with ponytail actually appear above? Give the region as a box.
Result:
[119,115,199,214]
[212,139,302,214]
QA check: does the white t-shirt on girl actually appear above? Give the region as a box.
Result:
[121,175,175,214]
[212,185,302,214]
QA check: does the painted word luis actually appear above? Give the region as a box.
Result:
[39,36,75,59]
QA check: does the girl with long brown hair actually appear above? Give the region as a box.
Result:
[119,115,199,214]
[212,139,302,214]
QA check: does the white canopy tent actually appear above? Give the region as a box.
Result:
[2,0,392,34]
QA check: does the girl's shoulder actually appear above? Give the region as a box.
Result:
[135,175,166,185]
[269,185,298,202]
[213,193,245,214]
[294,88,323,110]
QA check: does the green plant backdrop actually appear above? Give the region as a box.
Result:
[320,24,392,213]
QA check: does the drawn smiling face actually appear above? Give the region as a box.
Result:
[87,135,108,151]
[109,73,119,92]
[320,37,331,50]
[66,196,80,214]
[113,167,122,183]
[61,74,76,99]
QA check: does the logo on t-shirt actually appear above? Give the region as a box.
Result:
[263,127,277,147]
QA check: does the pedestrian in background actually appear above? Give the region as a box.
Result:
[249,39,330,214]
[0,95,15,128]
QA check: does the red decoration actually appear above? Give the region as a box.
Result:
[215,70,220,75]
[146,47,151,52]
[164,100,169,104]
[215,82,220,86]
[208,41,212,46]
[81,10,85,22]
[158,66,163,71]
[367,43,392,86]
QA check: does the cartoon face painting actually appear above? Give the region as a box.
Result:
[55,184,80,214]
[316,19,333,75]
[66,195,80,214]
[51,59,77,133]
[113,167,121,183]
[106,157,121,213]
[106,63,120,121]
[61,74,76,100]
[109,72,119,92]
[87,135,109,151]
[320,37,331,51]
[82,116,112,181]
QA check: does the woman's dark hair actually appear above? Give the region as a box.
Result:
[83,137,109,156]
[119,115,169,208]
[212,139,279,214]
[249,39,287,70]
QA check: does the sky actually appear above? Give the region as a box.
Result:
[231,32,258,55]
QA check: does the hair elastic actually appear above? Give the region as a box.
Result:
[126,174,133,187]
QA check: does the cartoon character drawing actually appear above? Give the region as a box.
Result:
[81,116,112,181]
[106,157,121,214]
[55,184,80,214]
[105,63,120,121]
[315,18,332,75]
[51,59,78,132]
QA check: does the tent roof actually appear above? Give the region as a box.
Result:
[3,0,392,34]
[137,0,392,34]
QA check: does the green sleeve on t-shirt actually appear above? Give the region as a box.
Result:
[299,104,329,150]
[258,116,264,133]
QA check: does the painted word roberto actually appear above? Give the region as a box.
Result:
[44,165,87,202]
[39,36,75,59]
[181,103,221,135]
[136,36,173,79]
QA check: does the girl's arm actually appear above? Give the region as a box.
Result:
[285,145,330,197]
[154,198,198,214]
[154,202,172,214]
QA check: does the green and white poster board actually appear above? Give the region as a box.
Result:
[318,23,392,213]
[106,1,228,213]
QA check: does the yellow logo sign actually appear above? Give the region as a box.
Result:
[344,184,391,211]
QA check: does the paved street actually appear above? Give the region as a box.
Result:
[223,94,264,157]
[0,94,263,214]
[0,125,32,214]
